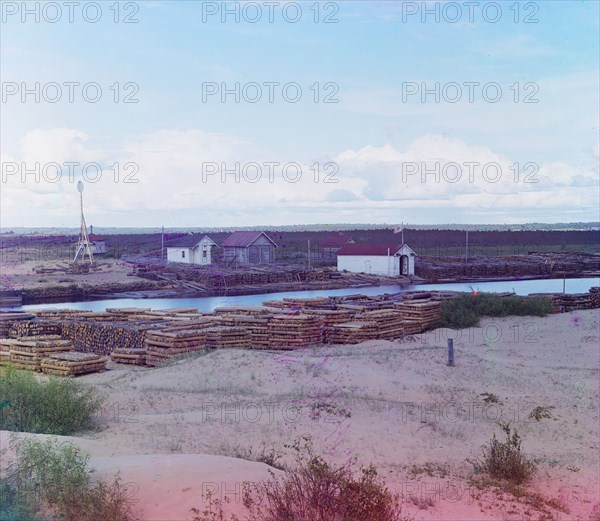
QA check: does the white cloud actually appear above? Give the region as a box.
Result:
[1,129,597,227]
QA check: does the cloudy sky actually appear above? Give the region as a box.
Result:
[1,0,598,228]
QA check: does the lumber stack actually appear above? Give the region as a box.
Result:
[60,320,150,354]
[357,309,404,340]
[328,321,379,344]
[41,352,107,376]
[8,335,75,372]
[204,326,249,349]
[214,306,271,316]
[590,287,600,308]
[0,312,35,336]
[281,297,335,310]
[219,315,271,349]
[395,299,442,334]
[145,327,208,366]
[9,320,63,338]
[0,338,18,365]
[269,314,323,349]
[111,348,147,366]
[304,309,356,343]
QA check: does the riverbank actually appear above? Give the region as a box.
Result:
[4,309,596,520]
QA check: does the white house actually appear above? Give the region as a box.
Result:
[337,243,417,277]
[166,234,217,265]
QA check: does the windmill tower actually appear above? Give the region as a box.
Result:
[73,181,94,265]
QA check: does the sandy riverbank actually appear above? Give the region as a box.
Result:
[2,309,599,520]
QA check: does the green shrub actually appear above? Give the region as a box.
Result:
[1,437,138,521]
[471,422,536,484]
[0,365,104,435]
[436,293,553,329]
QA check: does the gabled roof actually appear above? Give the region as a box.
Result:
[221,231,278,248]
[88,234,104,241]
[167,234,217,248]
[320,233,354,247]
[337,243,416,256]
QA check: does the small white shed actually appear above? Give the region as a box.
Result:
[337,243,416,277]
[166,235,217,265]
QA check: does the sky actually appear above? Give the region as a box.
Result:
[1,0,599,228]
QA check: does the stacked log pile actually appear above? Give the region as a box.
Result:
[60,320,154,354]
[8,335,75,372]
[328,321,379,344]
[0,338,18,365]
[9,320,63,338]
[269,314,324,349]
[0,312,34,336]
[204,326,249,349]
[416,252,600,282]
[303,309,357,342]
[144,322,216,366]
[590,287,600,308]
[111,348,147,365]
[218,315,271,349]
[357,309,404,340]
[41,352,107,376]
[395,299,442,334]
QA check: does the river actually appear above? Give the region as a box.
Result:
[10,277,599,313]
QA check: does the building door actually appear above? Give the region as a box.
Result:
[400,255,409,275]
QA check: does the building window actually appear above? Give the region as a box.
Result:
[181,250,185,258]
[203,249,207,258]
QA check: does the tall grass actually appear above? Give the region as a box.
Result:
[0,366,104,435]
[437,293,553,329]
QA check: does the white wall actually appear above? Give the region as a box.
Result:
[167,247,194,264]
[338,255,401,277]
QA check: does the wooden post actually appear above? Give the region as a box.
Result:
[447,339,454,366]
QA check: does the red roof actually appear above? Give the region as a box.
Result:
[320,233,354,247]
[221,231,277,248]
[337,243,402,256]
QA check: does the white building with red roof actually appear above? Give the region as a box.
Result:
[337,243,416,277]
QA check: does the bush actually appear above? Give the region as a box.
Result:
[472,422,536,484]
[1,437,139,521]
[0,365,104,435]
[437,293,553,329]
[192,437,408,521]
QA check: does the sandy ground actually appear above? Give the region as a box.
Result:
[0,257,145,291]
[2,309,599,520]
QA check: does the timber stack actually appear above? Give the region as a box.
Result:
[269,314,323,349]
[395,299,442,334]
[41,352,107,377]
[111,348,147,366]
[357,309,404,340]
[328,321,379,344]
[8,335,75,372]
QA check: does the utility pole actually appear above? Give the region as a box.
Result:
[465,229,469,262]
[308,240,311,270]
[161,226,165,263]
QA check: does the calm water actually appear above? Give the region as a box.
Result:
[11,277,600,313]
